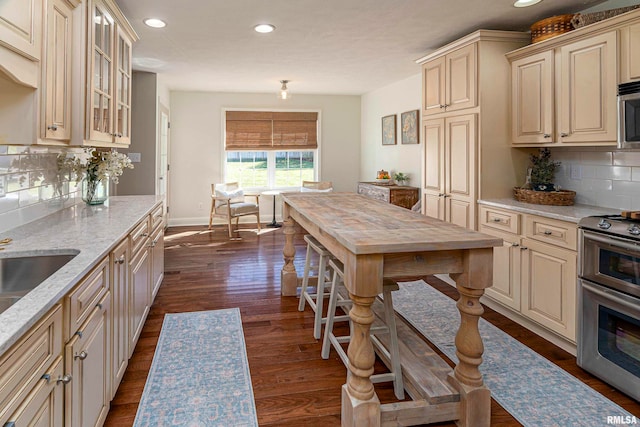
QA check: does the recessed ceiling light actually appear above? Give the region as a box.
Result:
[144,18,166,28]
[514,0,542,7]
[254,24,275,33]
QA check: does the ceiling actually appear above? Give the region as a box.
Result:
[116,0,609,96]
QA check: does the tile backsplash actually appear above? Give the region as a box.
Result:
[552,148,640,211]
[0,145,83,233]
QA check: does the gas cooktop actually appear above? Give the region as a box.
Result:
[579,214,640,240]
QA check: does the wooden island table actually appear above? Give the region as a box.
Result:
[280,192,502,427]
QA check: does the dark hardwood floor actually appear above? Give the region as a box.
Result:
[105,224,640,426]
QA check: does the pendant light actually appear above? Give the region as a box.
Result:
[278,80,291,100]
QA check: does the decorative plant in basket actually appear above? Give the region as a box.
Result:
[529,148,560,192]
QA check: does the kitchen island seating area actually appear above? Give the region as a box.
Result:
[280,191,502,426]
[209,182,261,238]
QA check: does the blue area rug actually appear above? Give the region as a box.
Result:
[393,280,637,427]
[133,308,258,427]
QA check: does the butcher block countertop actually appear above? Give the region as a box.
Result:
[283,192,503,255]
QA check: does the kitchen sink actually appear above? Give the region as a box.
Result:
[0,252,78,312]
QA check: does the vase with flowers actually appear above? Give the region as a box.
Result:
[72,148,133,204]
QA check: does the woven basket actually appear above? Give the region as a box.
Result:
[530,14,575,43]
[513,187,576,206]
[572,5,640,28]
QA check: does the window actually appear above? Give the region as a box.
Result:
[224,111,319,189]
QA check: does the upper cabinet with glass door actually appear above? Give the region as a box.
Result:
[77,0,137,148]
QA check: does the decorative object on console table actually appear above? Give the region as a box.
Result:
[400,110,419,144]
[72,148,134,205]
[381,115,397,145]
[375,169,391,184]
[392,172,409,186]
[357,182,419,209]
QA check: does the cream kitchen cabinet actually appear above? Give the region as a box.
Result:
[64,292,111,427]
[620,21,640,83]
[83,0,135,146]
[479,205,578,343]
[509,31,617,146]
[150,204,165,299]
[0,305,63,426]
[0,0,43,87]
[418,30,530,231]
[41,0,80,143]
[110,238,129,398]
[423,114,476,229]
[129,217,151,355]
[421,44,476,116]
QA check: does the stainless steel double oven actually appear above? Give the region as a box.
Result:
[578,215,640,401]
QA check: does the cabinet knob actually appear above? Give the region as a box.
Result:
[520,246,528,250]
[543,134,551,138]
[511,243,520,247]
[543,230,552,235]
[438,193,444,197]
[96,302,103,310]
[47,124,58,131]
[74,350,88,360]
[443,194,450,198]
[116,255,125,264]
[492,218,501,222]
[560,132,569,137]
[57,374,72,384]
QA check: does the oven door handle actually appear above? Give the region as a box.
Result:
[581,280,640,313]
[583,231,640,253]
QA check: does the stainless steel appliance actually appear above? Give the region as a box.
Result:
[578,214,640,401]
[618,81,640,149]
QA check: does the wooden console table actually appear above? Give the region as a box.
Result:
[357,182,419,209]
[280,192,501,427]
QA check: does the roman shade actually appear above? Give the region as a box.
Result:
[225,111,318,150]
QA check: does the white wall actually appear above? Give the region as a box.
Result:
[360,73,421,186]
[168,91,360,226]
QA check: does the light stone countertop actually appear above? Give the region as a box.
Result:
[0,195,163,356]
[478,198,620,223]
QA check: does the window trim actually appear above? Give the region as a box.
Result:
[221,108,322,191]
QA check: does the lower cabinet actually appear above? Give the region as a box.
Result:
[0,203,163,426]
[479,205,578,343]
[520,238,577,341]
[110,238,129,398]
[129,240,150,357]
[65,292,111,427]
[6,355,65,427]
[150,225,164,299]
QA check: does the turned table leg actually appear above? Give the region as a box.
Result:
[281,216,298,296]
[342,293,380,427]
[449,248,493,427]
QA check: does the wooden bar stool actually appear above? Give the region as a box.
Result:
[321,259,405,400]
[298,234,334,339]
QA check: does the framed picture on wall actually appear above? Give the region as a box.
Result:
[382,115,397,145]
[401,110,419,144]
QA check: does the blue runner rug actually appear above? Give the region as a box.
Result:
[133,308,258,427]
[393,280,637,427]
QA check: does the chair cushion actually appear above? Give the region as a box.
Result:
[214,188,245,207]
[217,202,258,216]
[300,187,332,192]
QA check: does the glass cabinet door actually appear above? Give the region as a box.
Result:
[89,2,114,143]
[115,27,132,145]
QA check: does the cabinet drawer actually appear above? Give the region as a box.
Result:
[525,215,577,251]
[150,203,164,232]
[130,217,150,256]
[478,206,520,235]
[65,256,109,339]
[0,305,62,425]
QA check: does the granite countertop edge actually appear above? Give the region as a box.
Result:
[0,195,163,356]
[478,198,620,223]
